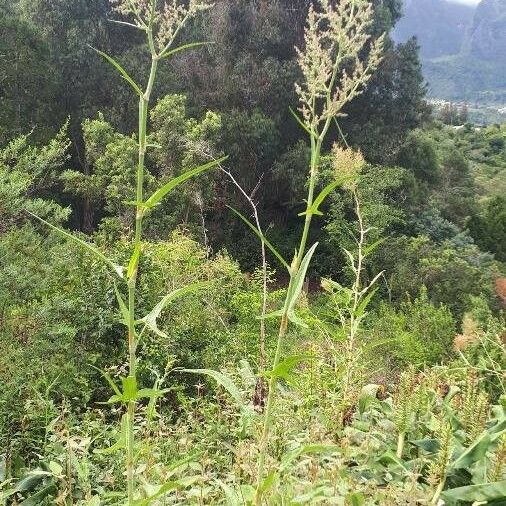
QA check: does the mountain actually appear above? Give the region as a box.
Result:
[393,0,506,110]
[394,0,475,59]
[469,0,506,60]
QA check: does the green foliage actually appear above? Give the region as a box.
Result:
[372,287,456,366]
[0,125,71,230]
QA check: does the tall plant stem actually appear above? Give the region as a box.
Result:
[125,23,159,504]
[254,134,324,505]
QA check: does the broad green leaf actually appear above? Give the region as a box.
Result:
[410,438,440,454]
[144,157,227,209]
[441,481,506,503]
[280,444,340,473]
[259,470,278,494]
[91,47,143,96]
[181,369,244,409]
[228,206,289,271]
[14,470,51,493]
[265,355,312,382]
[376,450,408,470]
[345,492,365,506]
[160,41,210,59]
[19,483,56,506]
[216,481,242,505]
[29,212,124,279]
[47,461,62,476]
[140,282,207,338]
[452,418,505,469]
[299,175,355,217]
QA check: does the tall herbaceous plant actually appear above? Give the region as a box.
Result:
[30,0,224,503]
[246,1,385,503]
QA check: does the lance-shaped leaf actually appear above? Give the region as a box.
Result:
[114,282,130,327]
[299,175,355,217]
[140,282,208,338]
[91,47,143,97]
[285,243,319,316]
[160,41,210,59]
[144,157,227,209]
[127,244,141,280]
[131,481,182,506]
[28,212,124,279]
[228,206,289,271]
[181,369,244,409]
[354,287,379,320]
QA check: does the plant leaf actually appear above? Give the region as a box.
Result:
[181,369,244,409]
[144,157,227,209]
[285,242,318,316]
[94,414,127,455]
[91,47,143,96]
[265,355,312,382]
[441,481,506,503]
[114,282,130,327]
[228,206,289,271]
[354,287,379,320]
[160,41,210,59]
[299,175,355,217]
[28,212,124,279]
[127,244,141,280]
[363,237,386,257]
[140,282,208,338]
[358,384,381,415]
[131,481,180,506]
[289,106,316,138]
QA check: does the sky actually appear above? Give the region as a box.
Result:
[450,0,481,4]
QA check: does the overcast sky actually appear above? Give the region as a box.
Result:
[450,0,481,5]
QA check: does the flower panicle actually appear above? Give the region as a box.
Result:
[295,0,385,130]
[111,0,211,52]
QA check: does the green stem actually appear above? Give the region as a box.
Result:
[125,45,159,505]
[431,478,446,505]
[254,137,322,505]
[396,431,405,459]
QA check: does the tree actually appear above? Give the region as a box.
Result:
[468,196,506,262]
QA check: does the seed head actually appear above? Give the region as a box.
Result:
[295,0,385,129]
[332,144,365,189]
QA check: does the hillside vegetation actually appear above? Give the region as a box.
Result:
[0,0,505,505]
